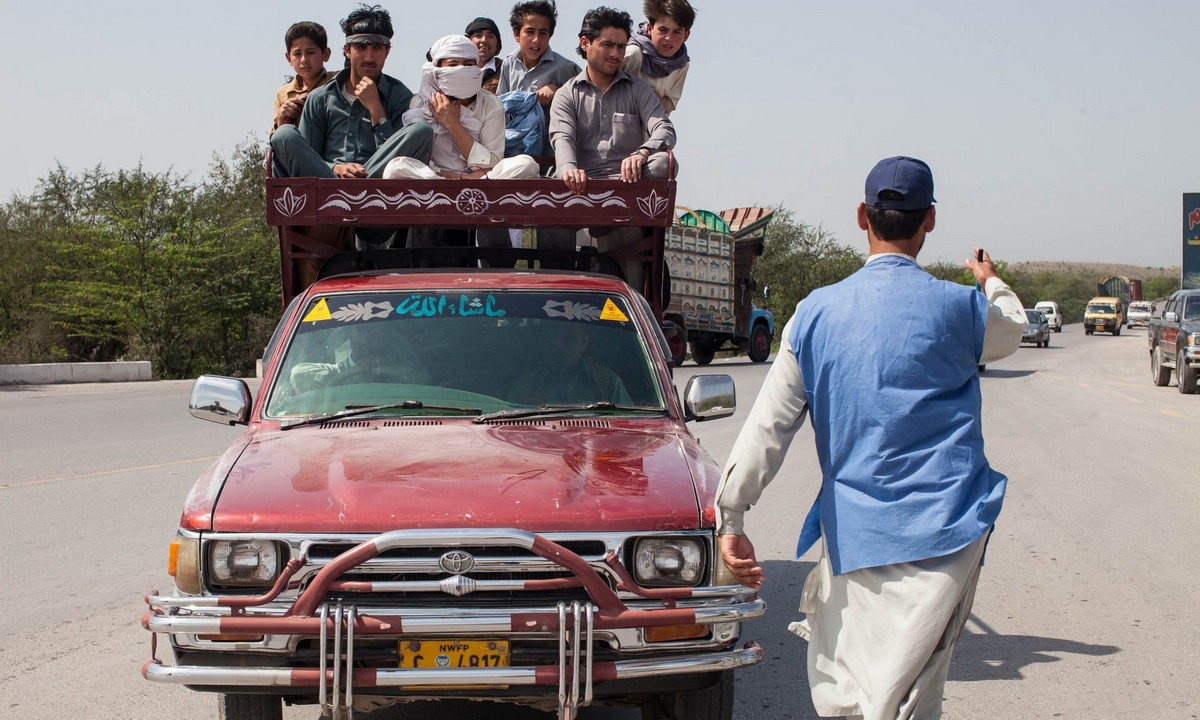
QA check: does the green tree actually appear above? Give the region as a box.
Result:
[752,208,864,330]
[1,141,279,377]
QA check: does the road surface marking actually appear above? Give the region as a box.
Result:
[1,456,219,490]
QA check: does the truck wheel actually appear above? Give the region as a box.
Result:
[641,670,734,720]
[219,694,281,720]
[748,323,772,363]
[690,340,716,366]
[1151,347,1171,387]
[1085,328,1092,335]
[1178,350,1197,394]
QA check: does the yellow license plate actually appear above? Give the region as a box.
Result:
[398,639,510,669]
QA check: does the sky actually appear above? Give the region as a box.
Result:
[2,0,1197,268]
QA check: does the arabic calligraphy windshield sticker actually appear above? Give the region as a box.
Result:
[392,293,507,318]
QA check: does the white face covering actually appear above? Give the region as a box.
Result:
[434,65,484,100]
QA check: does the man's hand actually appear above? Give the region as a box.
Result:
[966,247,1000,287]
[354,76,384,118]
[428,91,462,129]
[535,84,558,107]
[333,162,367,178]
[620,153,646,183]
[719,533,764,590]
[562,168,588,194]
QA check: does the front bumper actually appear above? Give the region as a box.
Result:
[1183,346,1200,368]
[142,528,765,719]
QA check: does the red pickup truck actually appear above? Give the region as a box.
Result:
[140,175,764,720]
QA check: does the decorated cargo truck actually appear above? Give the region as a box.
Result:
[663,207,775,366]
[139,169,765,720]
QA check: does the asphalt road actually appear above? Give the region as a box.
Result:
[2,323,1197,720]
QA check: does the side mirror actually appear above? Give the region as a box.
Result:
[190,375,252,426]
[1165,311,1179,323]
[683,374,736,422]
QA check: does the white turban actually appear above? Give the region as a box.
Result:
[402,35,485,136]
[429,34,479,63]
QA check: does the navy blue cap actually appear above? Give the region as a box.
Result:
[865,156,936,211]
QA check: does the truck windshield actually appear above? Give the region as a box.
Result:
[265,290,665,418]
[1186,298,1200,321]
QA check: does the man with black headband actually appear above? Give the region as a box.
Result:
[270,4,433,179]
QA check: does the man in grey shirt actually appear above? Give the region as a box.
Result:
[549,6,676,194]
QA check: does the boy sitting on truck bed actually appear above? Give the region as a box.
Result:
[272,21,336,132]
[621,0,695,116]
[497,1,581,155]
[269,4,433,179]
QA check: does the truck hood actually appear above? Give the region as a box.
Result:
[206,420,702,533]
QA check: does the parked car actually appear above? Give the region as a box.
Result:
[1022,309,1050,347]
[1033,301,1062,332]
[1127,301,1153,328]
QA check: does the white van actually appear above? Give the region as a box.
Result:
[1034,301,1062,332]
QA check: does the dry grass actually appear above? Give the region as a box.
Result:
[1011,261,1179,278]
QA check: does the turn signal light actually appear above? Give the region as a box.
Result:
[645,624,709,643]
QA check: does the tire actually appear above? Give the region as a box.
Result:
[690,339,717,366]
[1151,347,1171,387]
[1085,328,1093,336]
[747,323,772,363]
[978,365,986,373]
[219,694,282,720]
[1055,326,1062,333]
[1113,325,1121,336]
[1043,335,1050,348]
[641,670,734,720]
[1178,350,1197,394]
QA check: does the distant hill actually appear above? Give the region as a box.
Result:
[1011,261,1179,279]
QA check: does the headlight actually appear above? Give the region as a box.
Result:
[209,540,282,588]
[632,537,706,587]
[1189,335,1199,347]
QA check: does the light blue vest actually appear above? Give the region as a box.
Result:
[789,255,1005,574]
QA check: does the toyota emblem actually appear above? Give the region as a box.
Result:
[438,551,476,575]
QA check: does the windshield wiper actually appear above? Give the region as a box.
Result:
[473,402,663,424]
[281,400,481,430]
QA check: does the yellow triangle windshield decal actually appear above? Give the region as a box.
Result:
[302,298,332,323]
[600,299,629,322]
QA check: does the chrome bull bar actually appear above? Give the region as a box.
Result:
[142,528,766,718]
